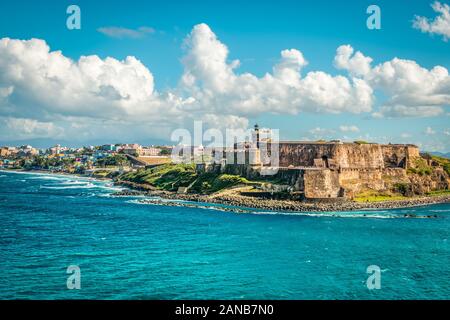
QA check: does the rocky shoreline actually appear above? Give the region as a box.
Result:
[113,180,450,214]
[3,169,449,214]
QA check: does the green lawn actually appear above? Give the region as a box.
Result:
[354,194,407,203]
[426,189,450,196]
[354,188,449,203]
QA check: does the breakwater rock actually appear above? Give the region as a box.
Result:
[111,189,145,197]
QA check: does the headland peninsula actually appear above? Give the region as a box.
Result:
[1,131,450,214]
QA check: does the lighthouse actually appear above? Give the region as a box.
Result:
[249,124,262,166]
[254,124,260,149]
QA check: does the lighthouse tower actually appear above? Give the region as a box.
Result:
[252,124,260,149]
[250,124,262,166]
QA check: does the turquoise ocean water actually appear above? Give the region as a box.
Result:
[0,170,449,299]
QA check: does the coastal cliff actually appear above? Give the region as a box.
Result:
[114,154,450,211]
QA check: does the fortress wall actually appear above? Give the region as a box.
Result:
[278,143,336,167]
[381,144,419,168]
[224,149,262,166]
[407,145,420,158]
[274,168,304,189]
[223,164,254,177]
[215,141,421,199]
[333,144,384,169]
[278,142,418,170]
[383,167,409,180]
[381,145,408,168]
[338,168,385,197]
[278,143,386,169]
[304,169,341,198]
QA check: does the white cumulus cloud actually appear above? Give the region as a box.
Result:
[0,23,448,142]
[335,44,450,118]
[1,117,64,140]
[413,1,450,41]
[339,125,360,133]
[0,37,159,120]
[181,23,374,118]
[334,45,373,77]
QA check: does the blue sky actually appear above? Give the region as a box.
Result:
[0,0,449,150]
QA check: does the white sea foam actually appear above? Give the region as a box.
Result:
[33,176,122,192]
[40,182,96,190]
[0,170,65,178]
[29,175,65,181]
[58,181,89,186]
[1,170,95,183]
[126,199,146,205]
[99,184,123,192]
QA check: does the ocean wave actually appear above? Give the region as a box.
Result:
[29,175,66,181]
[60,178,84,183]
[33,176,122,193]
[0,170,67,178]
[99,184,123,192]
[2,171,94,183]
[40,182,96,190]
[58,181,90,186]
[97,193,113,198]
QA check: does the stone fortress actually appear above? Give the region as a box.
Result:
[197,125,448,200]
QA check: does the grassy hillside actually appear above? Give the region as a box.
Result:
[117,163,259,194]
[355,154,450,202]
[430,155,450,176]
[408,154,450,176]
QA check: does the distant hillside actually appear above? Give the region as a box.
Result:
[427,151,450,159]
